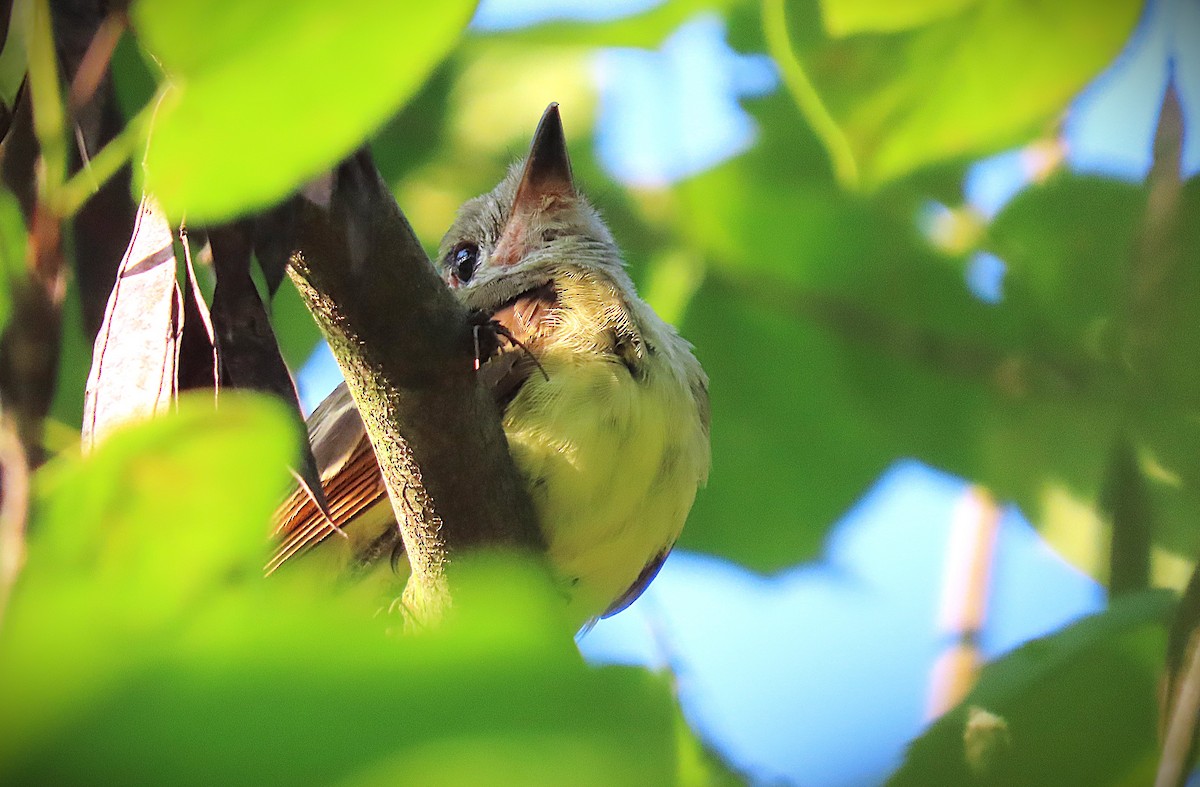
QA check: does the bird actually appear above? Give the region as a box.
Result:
[270,103,710,626]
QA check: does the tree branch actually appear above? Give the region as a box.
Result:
[281,149,543,619]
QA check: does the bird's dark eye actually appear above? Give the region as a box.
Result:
[449,241,479,284]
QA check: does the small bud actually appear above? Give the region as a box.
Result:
[964,705,1012,778]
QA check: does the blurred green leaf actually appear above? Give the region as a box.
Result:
[25,393,296,608]
[984,173,1200,576]
[819,0,978,36]
[0,397,691,785]
[1,535,683,785]
[110,31,159,122]
[768,0,1141,188]
[986,174,1139,358]
[675,93,1032,569]
[682,279,891,567]
[472,0,750,49]
[677,91,1200,584]
[132,0,475,220]
[0,627,680,786]
[0,0,28,110]
[680,265,1056,571]
[889,590,1173,785]
[0,186,27,332]
[48,281,94,429]
[0,394,295,768]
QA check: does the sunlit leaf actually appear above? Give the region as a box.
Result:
[0,544,683,784]
[131,0,475,220]
[0,186,27,332]
[0,395,295,766]
[819,0,978,37]
[0,399,685,785]
[28,393,296,599]
[472,0,750,49]
[769,0,1142,188]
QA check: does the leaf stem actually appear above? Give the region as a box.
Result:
[57,98,156,218]
[25,0,67,205]
[761,0,859,189]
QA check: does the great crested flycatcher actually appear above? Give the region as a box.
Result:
[271,104,710,625]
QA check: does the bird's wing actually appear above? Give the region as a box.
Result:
[271,286,583,580]
[267,382,388,574]
[268,288,552,573]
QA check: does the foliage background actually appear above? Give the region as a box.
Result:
[0,0,1195,784]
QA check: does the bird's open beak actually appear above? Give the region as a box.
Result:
[490,104,577,270]
[512,102,574,211]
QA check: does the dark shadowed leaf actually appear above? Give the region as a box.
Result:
[208,221,327,517]
[176,231,218,392]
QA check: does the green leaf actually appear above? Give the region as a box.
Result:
[984,174,1200,578]
[131,0,475,221]
[768,0,1142,188]
[675,157,1135,577]
[24,393,297,605]
[0,548,683,784]
[680,263,1076,572]
[0,398,688,785]
[0,394,296,768]
[0,186,27,333]
[819,0,979,37]
[673,96,1025,570]
[270,276,325,370]
[675,102,1199,586]
[986,174,1140,357]
[889,590,1174,785]
[680,279,892,568]
[470,0,749,49]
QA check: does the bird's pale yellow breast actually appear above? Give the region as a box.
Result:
[500,265,709,621]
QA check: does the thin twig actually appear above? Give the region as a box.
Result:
[0,414,28,632]
[1157,629,1200,787]
[926,486,1001,718]
[66,10,126,116]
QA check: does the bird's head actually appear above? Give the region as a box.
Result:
[437,103,625,313]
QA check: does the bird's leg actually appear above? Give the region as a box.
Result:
[467,309,550,381]
[467,309,501,371]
